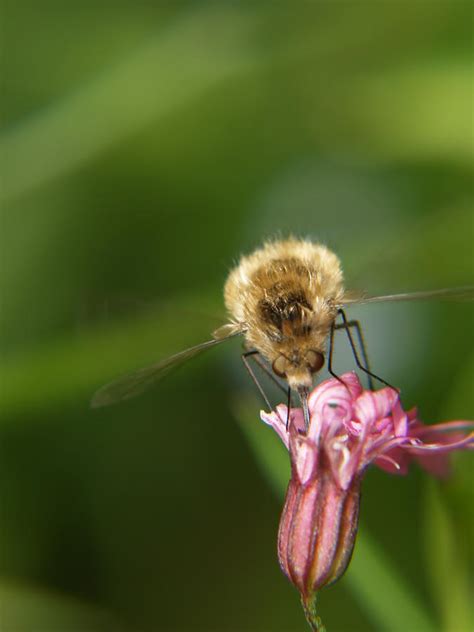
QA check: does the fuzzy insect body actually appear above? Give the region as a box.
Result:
[91,238,472,409]
[224,239,345,390]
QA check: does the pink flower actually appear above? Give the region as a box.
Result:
[261,372,473,611]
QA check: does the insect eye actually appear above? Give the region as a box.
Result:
[272,355,288,378]
[306,350,325,373]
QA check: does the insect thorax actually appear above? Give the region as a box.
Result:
[259,287,312,339]
[224,243,344,358]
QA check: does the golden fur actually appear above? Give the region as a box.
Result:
[224,238,344,390]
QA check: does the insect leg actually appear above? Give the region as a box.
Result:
[241,350,274,411]
[250,353,288,395]
[249,351,294,428]
[328,320,348,386]
[336,309,395,390]
[334,316,373,388]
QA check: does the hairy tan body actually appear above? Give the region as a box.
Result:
[224,239,345,391]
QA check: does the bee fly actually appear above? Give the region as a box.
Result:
[92,238,473,427]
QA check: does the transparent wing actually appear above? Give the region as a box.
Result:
[341,286,474,306]
[91,329,242,408]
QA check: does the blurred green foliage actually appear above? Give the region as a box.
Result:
[1,1,472,630]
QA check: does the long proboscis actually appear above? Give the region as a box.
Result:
[298,386,311,430]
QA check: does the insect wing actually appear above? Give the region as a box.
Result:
[91,332,238,408]
[341,286,474,306]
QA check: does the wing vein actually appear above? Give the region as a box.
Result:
[341,286,474,306]
[91,329,242,408]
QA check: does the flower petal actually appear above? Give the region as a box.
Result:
[308,372,362,411]
[353,388,399,429]
[290,434,318,485]
[390,397,409,437]
[261,409,290,449]
[405,433,474,454]
[413,452,452,478]
[307,375,359,443]
[374,448,410,475]
[410,420,474,437]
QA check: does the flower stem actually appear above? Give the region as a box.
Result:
[301,594,327,632]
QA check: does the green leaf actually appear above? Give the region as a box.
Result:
[423,480,473,632]
[422,352,474,631]
[1,5,263,203]
[0,580,120,631]
[0,291,225,417]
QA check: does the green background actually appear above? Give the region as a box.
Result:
[1,2,473,631]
